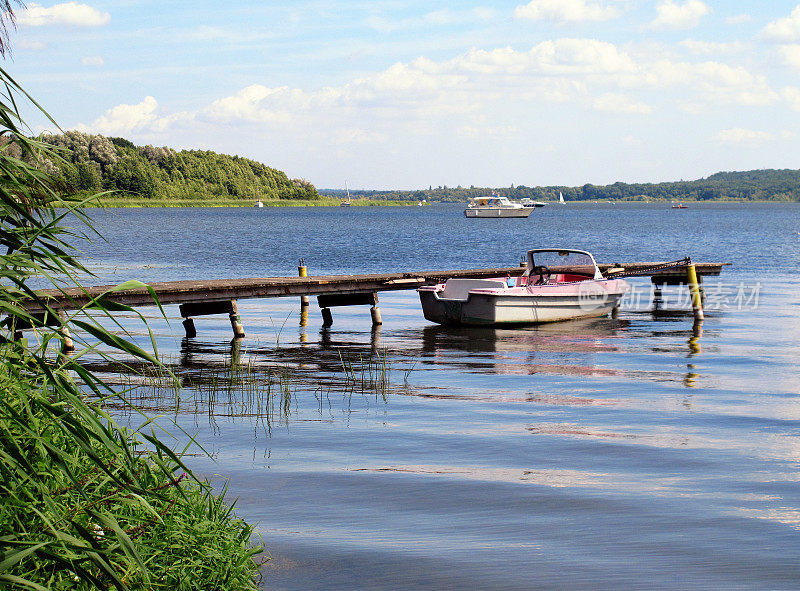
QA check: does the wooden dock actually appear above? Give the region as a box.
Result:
[25,261,727,311]
[18,260,728,346]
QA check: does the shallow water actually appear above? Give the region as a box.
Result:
[74,203,800,590]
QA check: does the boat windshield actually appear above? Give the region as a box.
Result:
[530,250,598,275]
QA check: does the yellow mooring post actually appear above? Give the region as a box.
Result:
[298,259,310,310]
[686,260,704,321]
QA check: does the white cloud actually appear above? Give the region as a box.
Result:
[457,121,517,138]
[762,6,800,42]
[782,86,800,111]
[366,8,495,32]
[593,92,652,114]
[201,85,313,125]
[716,128,776,143]
[18,2,110,27]
[678,101,706,113]
[77,38,779,151]
[679,39,745,55]
[77,96,181,135]
[455,39,636,77]
[514,0,621,22]
[330,128,389,145]
[178,25,229,42]
[650,0,710,30]
[18,38,46,50]
[198,39,637,129]
[778,44,800,69]
[726,14,751,25]
[80,55,104,67]
[637,60,778,106]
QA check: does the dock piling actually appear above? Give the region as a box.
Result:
[229,300,245,338]
[58,311,74,352]
[686,262,705,321]
[182,317,197,339]
[652,283,664,312]
[321,307,333,328]
[298,260,310,308]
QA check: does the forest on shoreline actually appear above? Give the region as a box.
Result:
[21,131,319,201]
[322,168,800,203]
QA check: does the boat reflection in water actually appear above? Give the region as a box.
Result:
[419,317,629,376]
[418,314,707,389]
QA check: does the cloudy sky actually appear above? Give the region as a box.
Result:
[8,1,800,189]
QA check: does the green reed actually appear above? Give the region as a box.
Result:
[0,65,261,590]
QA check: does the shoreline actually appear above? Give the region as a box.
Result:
[50,198,798,208]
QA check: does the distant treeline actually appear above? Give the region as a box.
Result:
[321,169,800,202]
[18,131,318,200]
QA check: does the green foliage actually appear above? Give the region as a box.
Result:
[106,156,158,199]
[0,69,261,589]
[325,169,800,203]
[38,132,318,201]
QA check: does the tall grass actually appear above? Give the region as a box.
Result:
[0,67,261,589]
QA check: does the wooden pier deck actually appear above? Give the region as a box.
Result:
[14,260,727,347]
[25,261,728,313]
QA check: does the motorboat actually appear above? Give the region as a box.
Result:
[671,203,687,209]
[418,249,629,326]
[254,200,264,208]
[520,198,547,208]
[464,196,534,218]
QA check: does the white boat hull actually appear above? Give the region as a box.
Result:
[419,279,628,326]
[464,207,534,218]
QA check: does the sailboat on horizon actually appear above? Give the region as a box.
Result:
[558,191,565,204]
[340,181,351,207]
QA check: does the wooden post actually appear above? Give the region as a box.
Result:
[230,336,242,365]
[686,263,704,321]
[58,310,74,353]
[652,283,663,311]
[182,317,197,339]
[317,292,379,327]
[370,323,381,355]
[229,299,245,338]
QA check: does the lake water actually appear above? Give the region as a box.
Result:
[74,202,800,590]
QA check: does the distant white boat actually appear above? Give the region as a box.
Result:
[255,200,263,208]
[558,191,565,204]
[520,198,547,208]
[341,181,351,207]
[464,195,534,218]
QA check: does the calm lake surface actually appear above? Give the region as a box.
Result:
[75,202,800,590]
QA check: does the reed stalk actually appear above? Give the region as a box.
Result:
[0,66,261,589]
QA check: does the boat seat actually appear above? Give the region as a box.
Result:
[440,279,507,300]
[552,273,591,283]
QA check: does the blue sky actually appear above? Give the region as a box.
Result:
[8,1,800,189]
